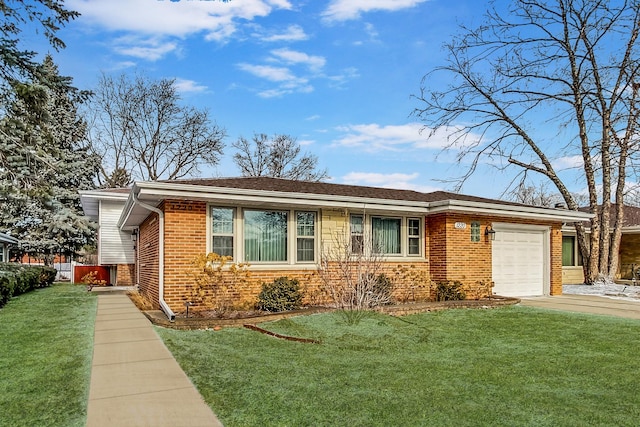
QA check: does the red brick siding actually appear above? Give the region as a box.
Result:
[138,211,160,309]
[549,224,563,295]
[115,263,135,286]
[135,201,564,311]
[429,213,563,297]
[162,200,208,311]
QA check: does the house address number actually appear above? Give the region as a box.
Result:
[454,222,467,229]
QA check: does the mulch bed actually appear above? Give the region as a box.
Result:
[142,296,520,330]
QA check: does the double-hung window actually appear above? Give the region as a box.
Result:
[296,212,315,262]
[211,207,234,257]
[408,218,421,255]
[350,215,364,253]
[350,215,422,257]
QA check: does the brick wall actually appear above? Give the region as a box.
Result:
[138,211,160,309]
[135,200,565,312]
[549,224,563,295]
[428,213,493,294]
[617,233,640,279]
[162,200,208,311]
[115,263,135,286]
[428,212,563,297]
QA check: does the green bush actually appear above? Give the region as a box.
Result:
[0,263,57,308]
[435,280,466,301]
[256,277,305,312]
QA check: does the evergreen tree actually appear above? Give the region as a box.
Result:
[0,56,98,264]
[0,1,79,97]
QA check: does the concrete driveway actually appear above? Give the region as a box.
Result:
[520,294,640,320]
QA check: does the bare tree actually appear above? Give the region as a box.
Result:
[318,229,393,324]
[414,0,640,284]
[86,73,226,187]
[232,133,329,182]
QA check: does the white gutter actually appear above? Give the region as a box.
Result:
[428,199,594,223]
[131,191,176,322]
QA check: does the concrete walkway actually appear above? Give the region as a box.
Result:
[86,292,223,427]
[520,294,640,320]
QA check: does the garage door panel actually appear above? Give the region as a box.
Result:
[492,229,545,297]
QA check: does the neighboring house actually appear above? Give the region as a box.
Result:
[562,204,640,284]
[80,177,591,320]
[79,188,136,286]
[0,232,18,263]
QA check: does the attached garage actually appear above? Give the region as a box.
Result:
[491,223,550,297]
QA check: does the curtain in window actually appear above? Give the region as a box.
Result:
[244,211,288,262]
[372,217,401,254]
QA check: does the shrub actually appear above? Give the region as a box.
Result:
[435,280,466,301]
[0,263,57,308]
[81,271,107,287]
[256,277,304,312]
[189,253,252,313]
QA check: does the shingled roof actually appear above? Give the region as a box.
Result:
[158,176,531,209]
[578,204,640,228]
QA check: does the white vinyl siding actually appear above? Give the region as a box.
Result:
[99,200,135,264]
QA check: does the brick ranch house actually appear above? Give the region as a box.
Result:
[80,177,591,320]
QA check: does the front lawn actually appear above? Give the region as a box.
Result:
[0,284,97,427]
[158,307,640,427]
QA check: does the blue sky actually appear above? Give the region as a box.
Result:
[27,0,573,198]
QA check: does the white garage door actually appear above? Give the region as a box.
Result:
[492,225,547,297]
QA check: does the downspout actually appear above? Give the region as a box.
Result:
[131,192,176,322]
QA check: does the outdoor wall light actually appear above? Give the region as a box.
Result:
[485,225,496,241]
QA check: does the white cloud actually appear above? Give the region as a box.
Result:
[108,61,137,71]
[237,63,296,82]
[68,0,292,59]
[237,63,312,97]
[260,24,308,42]
[238,48,327,97]
[333,123,426,152]
[322,0,428,22]
[340,172,442,192]
[552,155,584,170]
[173,78,208,93]
[413,125,481,150]
[270,48,326,71]
[113,36,178,61]
[69,0,292,37]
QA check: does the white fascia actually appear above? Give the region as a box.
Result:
[428,199,594,223]
[134,181,431,213]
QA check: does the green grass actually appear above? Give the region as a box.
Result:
[158,307,640,427]
[0,284,97,427]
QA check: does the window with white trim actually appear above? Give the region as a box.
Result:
[372,216,401,254]
[211,207,234,257]
[244,210,288,262]
[350,215,364,254]
[296,212,315,262]
[408,218,421,255]
[350,215,423,257]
